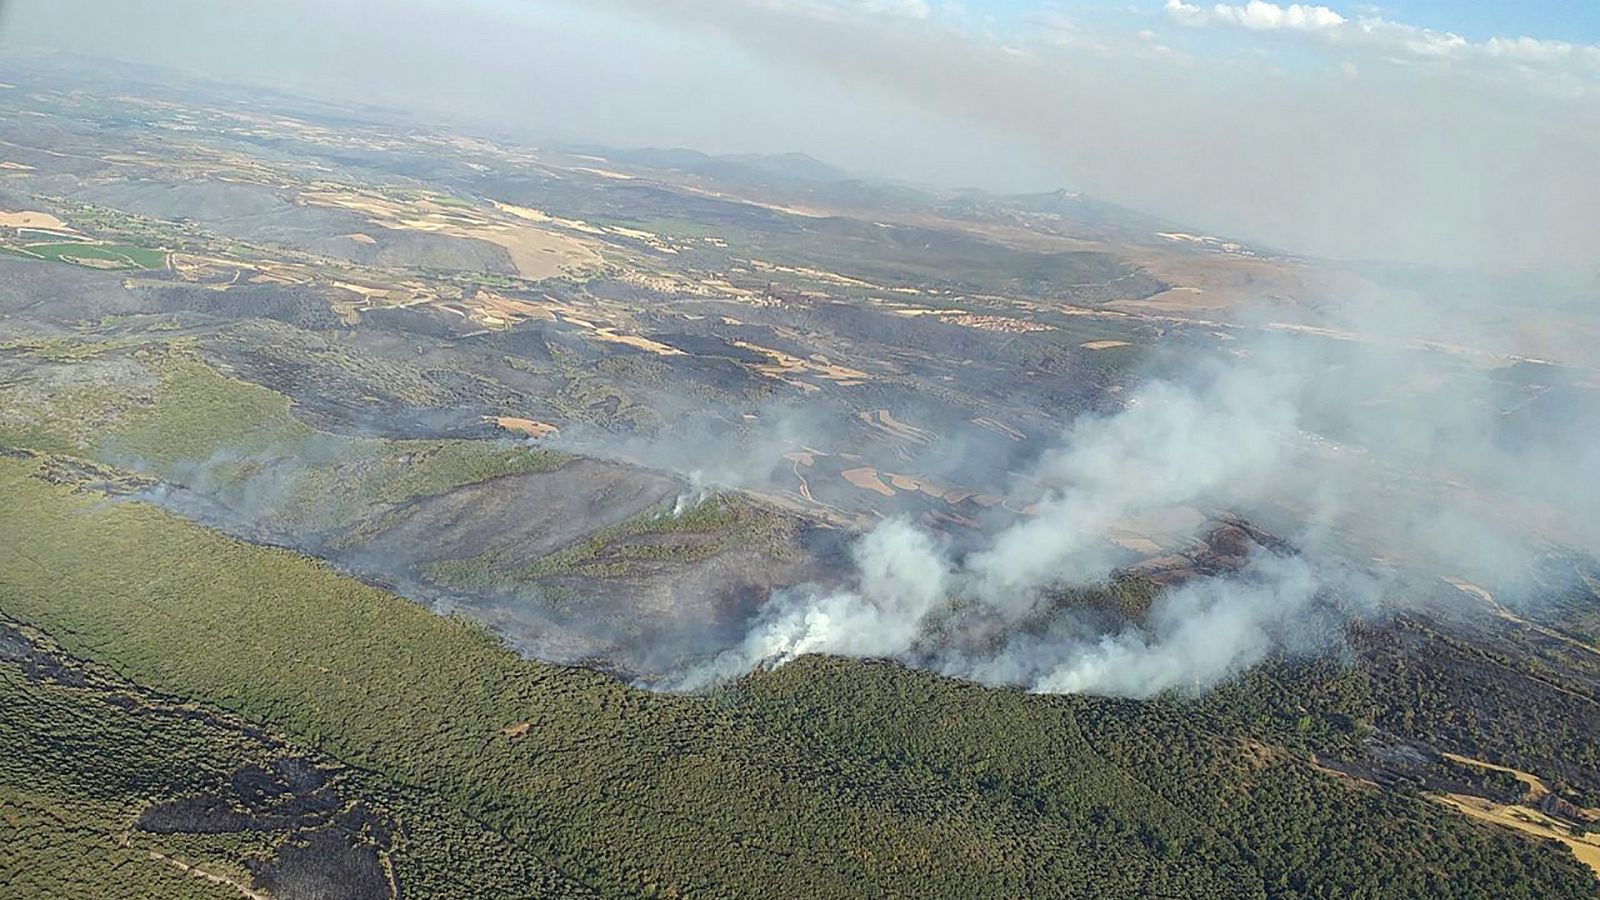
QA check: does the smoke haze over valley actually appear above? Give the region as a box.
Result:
[2,2,1600,895]
[9,0,1600,266]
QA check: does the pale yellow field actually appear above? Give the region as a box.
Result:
[0,210,75,232]
[489,416,560,439]
[1108,532,1164,555]
[887,473,949,499]
[842,467,896,497]
[943,313,1052,334]
[971,417,1026,442]
[1115,506,1208,538]
[494,201,609,235]
[1424,753,1600,876]
[572,166,634,181]
[608,225,657,241]
[734,341,870,388]
[1081,340,1131,350]
[858,410,936,445]
[299,187,604,280]
[331,280,414,301]
[472,222,604,280]
[591,329,684,356]
[1434,793,1600,877]
[59,256,126,270]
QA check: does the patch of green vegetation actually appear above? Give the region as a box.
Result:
[0,336,122,362]
[0,346,570,532]
[0,456,1594,898]
[372,439,567,505]
[1051,574,1162,622]
[0,359,154,457]
[0,619,590,898]
[424,496,786,596]
[98,352,312,472]
[595,353,671,382]
[1,787,237,900]
[0,346,300,466]
[0,419,78,457]
[449,270,534,291]
[56,201,218,257]
[272,438,571,536]
[523,498,743,575]
[419,553,515,593]
[2,241,168,270]
[78,313,178,331]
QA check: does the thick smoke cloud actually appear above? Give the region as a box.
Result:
[658,356,1332,697]
[668,519,952,691]
[965,366,1297,613]
[553,0,1600,268]
[960,555,1325,697]
[653,279,1598,697]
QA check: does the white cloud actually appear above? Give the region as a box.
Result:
[753,0,932,20]
[1163,0,1600,90]
[1163,0,1207,27]
[1352,16,1468,59]
[1484,34,1600,70]
[1221,1,1345,32]
[1167,1,1344,32]
[863,0,931,19]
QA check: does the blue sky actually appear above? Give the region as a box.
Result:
[958,0,1600,43]
[1373,0,1600,43]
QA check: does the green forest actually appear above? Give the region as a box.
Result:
[1,451,1594,898]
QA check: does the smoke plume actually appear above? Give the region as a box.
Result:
[655,279,1599,697]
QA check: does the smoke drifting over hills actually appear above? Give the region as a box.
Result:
[656,284,1598,696]
[660,356,1318,696]
[559,0,1600,269]
[5,0,1594,698]
[8,0,1600,265]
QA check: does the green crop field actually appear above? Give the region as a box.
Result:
[2,241,168,270]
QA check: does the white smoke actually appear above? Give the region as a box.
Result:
[966,364,1299,617]
[670,476,715,517]
[663,362,1337,696]
[1034,556,1317,696]
[666,518,950,690]
[660,293,1597,698]
[945,553,1324,698]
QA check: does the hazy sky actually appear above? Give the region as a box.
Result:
[5,0,1600,267]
